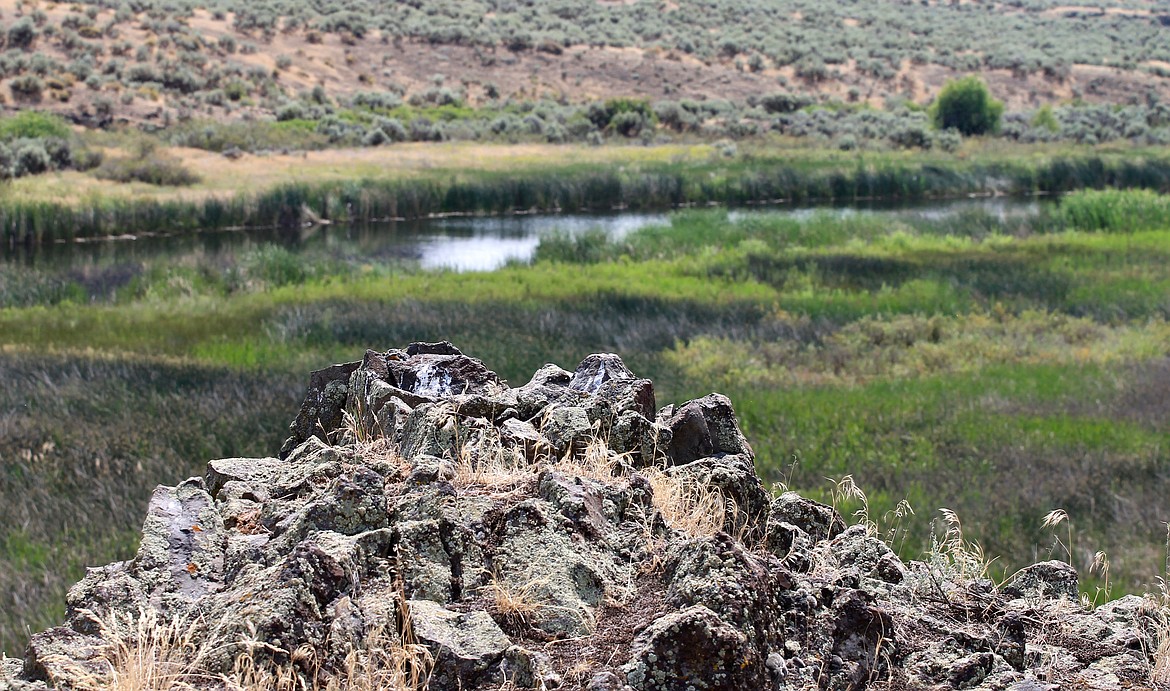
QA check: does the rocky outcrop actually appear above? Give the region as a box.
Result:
[2,343,1165,691]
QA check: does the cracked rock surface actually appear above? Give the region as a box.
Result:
[2,342,1165,690]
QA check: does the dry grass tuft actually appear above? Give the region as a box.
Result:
[48,608,223,690]
[227,622,432,691]
[480,573,550,628]
[642,468,726,539]
[930,508,995,583]
[1150,577,1170,685]
[548,437,622,482]
[48,603,433,691]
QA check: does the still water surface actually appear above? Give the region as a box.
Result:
[2,197,1042,273]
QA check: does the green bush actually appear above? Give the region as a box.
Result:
[928,76,1004,136]
[0,112,70,141]
[94,142,200,186]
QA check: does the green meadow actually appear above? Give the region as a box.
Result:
[2,186,1170,655]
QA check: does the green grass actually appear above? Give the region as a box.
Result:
[3,190,1170,655]
[6,143,1170,245]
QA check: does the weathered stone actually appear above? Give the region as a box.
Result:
[406,454,456,485]
[659,393,753,464]
[13,344,1166,691]
[205,456,283,497]
[131,478,226,603]
[667,453,770,541]
[948,652,995,689]
[606,409,671,467]
[408,599,512,687]
[539,405,593,456]
[827,588,896,688]
[570,353,638,394]
[22,628,106,687]
[820,525,906,585]
[391,351,503,399]
[491,499,623,639]
[622,605,764,689]
[1001,560,1079,600]
[586,670,626,690]
[397,520,454,603]
[512,363,580,419]
[400,403,460,460]
[763,520,814,572]
[499,417,548,459]
[538,471,609,538]
[663,532,788,654]
[281,360,361,458]
[768,491,846,544]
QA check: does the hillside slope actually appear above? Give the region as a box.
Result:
[2,0,1169,127]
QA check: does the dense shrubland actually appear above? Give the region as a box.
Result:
[13,0,1169,75]
[131,98,1170,153]
[0,111,99,180]
[0,0,1166,158]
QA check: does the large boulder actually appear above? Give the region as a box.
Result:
[8,344,1166,691]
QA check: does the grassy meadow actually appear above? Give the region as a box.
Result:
[3,184,1170,656]
[6,140,1170,245]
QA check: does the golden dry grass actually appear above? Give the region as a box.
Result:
[49,604,433,691]
[641,468,726,540]
[3,142,715,207]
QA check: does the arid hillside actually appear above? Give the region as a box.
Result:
[1,0,1169,127]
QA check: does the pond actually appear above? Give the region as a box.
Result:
[1,197,1044,274]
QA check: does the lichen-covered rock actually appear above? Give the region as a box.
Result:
[1001,560,1080,601]
[663,532,789,659]
[12,343,1167,691]
[817,525,906,585]
[409,599,512,687]
[281,361,361,457]
[659,393,753,464]
[768,491,846,544]
[622,605,763,689]
[667,453,770,541]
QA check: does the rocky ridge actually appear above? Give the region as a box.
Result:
[1,342,1164,690]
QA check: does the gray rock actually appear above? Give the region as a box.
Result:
[131,478,226,603]
[667,453,770,541]
[587,670,627,690]
[409,599,512,687]
[499,417,548,459]
[768,491,845,544]
[491,498,625,639]
[12,344,1166,691]
[763,520,814,572]
[820,525,906,584]
[281,360,361,457]
[399,403,457,460]
[949,652,995,689]
[22,628,107,687]
[539,405,594,456]
[663,532,788,654]
[570,353,639,395]
[512,363,580,419]
[660,393,753,464]
[605,409,671,467]
[1001,560,1079,600]
[622,605,765,689]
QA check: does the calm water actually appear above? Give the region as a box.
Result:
[2,198,1042,273]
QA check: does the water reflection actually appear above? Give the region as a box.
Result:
[2,199,1043,274]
